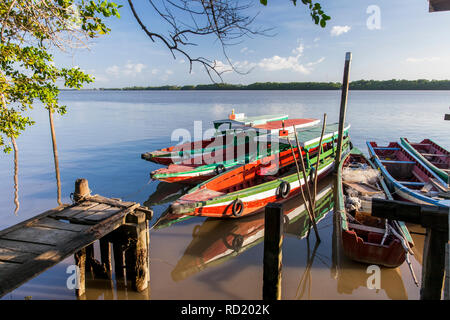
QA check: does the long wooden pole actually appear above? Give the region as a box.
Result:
[312,113,327,209]
[293,127,315,216]
[334,52,352,173]
[287,132,320,242]
[48,108,62,205]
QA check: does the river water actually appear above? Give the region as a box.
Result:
[0,90,449,300]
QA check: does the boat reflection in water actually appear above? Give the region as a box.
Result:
[171,179,334,282]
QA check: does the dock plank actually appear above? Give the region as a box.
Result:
[0,239,53,254]
[70,203,112,221]
[50,202,103,220]
[0,226,78,246]
[32,217,89,232]
[80,206,123,223]
[0,248,37,264]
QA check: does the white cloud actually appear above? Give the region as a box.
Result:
[254,41,323,74]
[165,70,173,75]
[405,57,441,63]
[151,69,159,75]
[106,62,147,77]
[313,37,320,42]
[330,25,351,36]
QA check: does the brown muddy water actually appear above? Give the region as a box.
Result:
[1,90,447,300]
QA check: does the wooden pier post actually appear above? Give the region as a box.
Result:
[124,212,149,292]
[74,248,86,297]
[74,178,90,202]
[334,52,352,173]
[371,198,449,299]
[100,238,112,278]
[263,203,284,300]
[421,228,447,299]
[112,239,126,281]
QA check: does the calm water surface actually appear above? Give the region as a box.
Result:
[0,90,449,300]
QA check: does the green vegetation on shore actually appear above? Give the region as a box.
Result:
[101,79,450,91]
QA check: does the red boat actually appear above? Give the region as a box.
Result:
[336,148,414,267]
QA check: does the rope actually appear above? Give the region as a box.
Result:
[121,177,154,199]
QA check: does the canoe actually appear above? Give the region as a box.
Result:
[150,122,347,184]
[171,181,334,281]
[141,116,320,165]
[400,138,449,182]
[367,141,449,207]
[169,135,351,218]
[336,148,414,267]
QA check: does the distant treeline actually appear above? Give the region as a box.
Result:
[100,79,450,91]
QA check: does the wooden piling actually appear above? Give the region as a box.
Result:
[263,203,283,300]
[74,178,90,202]
[124,212,149,292]
[74,248,86,297]
[113,240,126,281]
[421,228,447,299]
[100,238,112,277]
[334,52,352,172]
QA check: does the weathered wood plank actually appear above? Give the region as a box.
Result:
[81,206,123,223]
[0,239,53,254]
[32,217,89,232]
[0,205,71,238]
[50,202,103,220]
[0,247,37,263]
[0,226,77,246]
[70,203,112,221]
[0,261,19,274]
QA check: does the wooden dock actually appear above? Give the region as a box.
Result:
[0,179,153,298]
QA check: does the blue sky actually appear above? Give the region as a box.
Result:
[55,0,450,88]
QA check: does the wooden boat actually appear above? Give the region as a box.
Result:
[367,141,450,208]
[400,138,449,182]
[141,113,294,165]
[169,126,351,218]
[171,182,334,281]
[336,148,414,267]
[150,121,343,184]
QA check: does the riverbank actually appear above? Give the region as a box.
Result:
[97,80,450,91]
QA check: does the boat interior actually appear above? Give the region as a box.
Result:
[369,141,445,196]
[342,153,394,245]
[407,138,450,170]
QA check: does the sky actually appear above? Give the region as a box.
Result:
[54,0,450,88]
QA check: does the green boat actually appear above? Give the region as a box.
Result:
[400,137,449,182]
[151,122,349,184]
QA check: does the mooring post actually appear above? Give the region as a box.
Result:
[263,203,284,300]
[371,198,449,299]
[112,239,126,281]
[74,178,90,202]
[100,237,112,278]
[74,248,86,297]
[124,212,149,292]
[334,52,352,173]
[72,179,91,297]
[421,228,447,299]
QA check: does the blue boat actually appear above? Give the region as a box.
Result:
[367,141,449,208]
